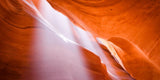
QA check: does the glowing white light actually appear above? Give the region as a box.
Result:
[23,0,100,80]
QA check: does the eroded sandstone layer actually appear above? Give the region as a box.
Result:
[0,0,111,80]
[0,0,160,80]
[47,0,160,79]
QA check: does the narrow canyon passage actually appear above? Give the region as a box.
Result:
[0,0,160,80]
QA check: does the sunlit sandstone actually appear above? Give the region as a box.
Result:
[0,0,160,80]
[47,0,160,79]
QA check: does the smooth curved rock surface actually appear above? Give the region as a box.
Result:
[0,0,160,80]
[47,0,160,79]
[0,0,111,80]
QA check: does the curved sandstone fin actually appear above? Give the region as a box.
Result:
[100,37,160,80]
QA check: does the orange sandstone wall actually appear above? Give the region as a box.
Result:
[0,0,110,80]
[47,0,160,79]
[0,0,160,79]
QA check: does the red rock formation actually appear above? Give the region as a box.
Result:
[47,0,160,79]
[0,0,111,80]
[0,0,160,80]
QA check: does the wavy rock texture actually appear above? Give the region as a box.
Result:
[0,0,160,80]
[47,0,160,80]
[0,0,112,80]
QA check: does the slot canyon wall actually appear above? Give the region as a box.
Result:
[47,0,160,79]
[0,0,160,80]
[0,0,110,80]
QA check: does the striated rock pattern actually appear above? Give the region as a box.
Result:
[47,0,160,80]
[0,0,111,80]
[0,0,160,80]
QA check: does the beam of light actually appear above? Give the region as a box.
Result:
[23,0,95,80]
[23,0,77,44]
[23,0,133,80]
